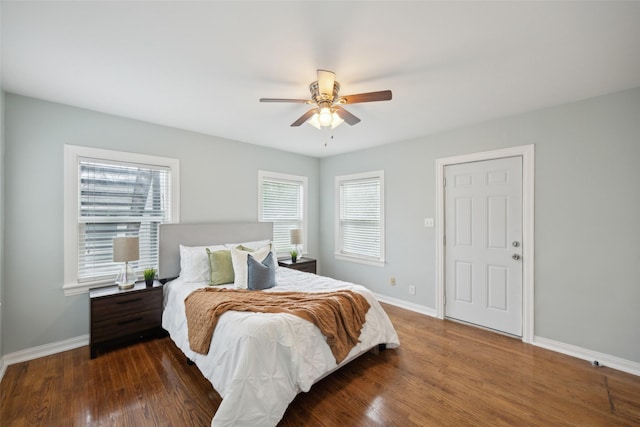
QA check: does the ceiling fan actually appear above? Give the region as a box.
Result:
[260,69,392,130]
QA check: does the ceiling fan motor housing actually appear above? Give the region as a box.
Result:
[310,80,340,105]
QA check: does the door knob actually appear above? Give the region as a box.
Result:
[512,254,521,260]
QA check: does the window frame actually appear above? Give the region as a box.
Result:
[63,145,180,296]
[334,170,385,266]
[258,170,308,257]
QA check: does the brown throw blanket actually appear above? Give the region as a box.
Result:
[184,288,371,363]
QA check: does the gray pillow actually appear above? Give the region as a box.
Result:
[247,251,277,290]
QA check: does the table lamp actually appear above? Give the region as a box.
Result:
[113,236,139,289]
[290,229,302,262]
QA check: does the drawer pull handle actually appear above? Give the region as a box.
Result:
[118,317,143,325]
[117,298,142,305]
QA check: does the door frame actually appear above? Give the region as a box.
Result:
[435,144,535,343]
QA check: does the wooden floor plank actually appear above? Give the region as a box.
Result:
[1,302,639,426]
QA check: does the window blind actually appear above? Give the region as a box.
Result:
[260,177,303,254]
[78,160,171,283]
[338,176,382,259]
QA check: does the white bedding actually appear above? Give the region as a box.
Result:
[162,267,400,427]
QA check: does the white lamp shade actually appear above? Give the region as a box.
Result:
[318,107,333,126]
[113,236,139,262]
[307,113,322,129]
[290,229,302,245]
[330,112,344,129]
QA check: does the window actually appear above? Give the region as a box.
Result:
[64,145,179,295]
[258,170,307,256]
[335,170,385,266]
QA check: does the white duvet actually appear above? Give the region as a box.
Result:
[162,267,400,427]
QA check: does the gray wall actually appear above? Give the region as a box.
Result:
[319,87,640,363]
[3,88,639,365]
[2,94,320,354]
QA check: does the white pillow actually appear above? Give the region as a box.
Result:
[179,244,226,282]
[226,239,279,270]
[231,244,271,289]
[224,239,271,250]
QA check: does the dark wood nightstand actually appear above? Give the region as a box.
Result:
[278,257,317,274]
[89,281,164,358]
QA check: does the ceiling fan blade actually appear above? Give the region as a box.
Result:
[317,69,336,97]
[337,90,392,104]
[335,106,361,126]
[260,98,309,103]
[290,108,317,127]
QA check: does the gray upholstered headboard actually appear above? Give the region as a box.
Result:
[158,222,273,280]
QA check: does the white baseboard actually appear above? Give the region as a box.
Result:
[373,293,438,318]
[1,334,89,370]
[533,336,640,377]
[1,321,637,389]
[0,357,6,383]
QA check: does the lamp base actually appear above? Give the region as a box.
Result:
[115,262,136,290]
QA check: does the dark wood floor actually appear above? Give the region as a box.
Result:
[1,303,639,426]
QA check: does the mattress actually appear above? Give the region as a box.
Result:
[162,267,400,426]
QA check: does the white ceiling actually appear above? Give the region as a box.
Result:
[2,1,640,158]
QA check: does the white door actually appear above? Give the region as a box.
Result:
[444,156,523,336]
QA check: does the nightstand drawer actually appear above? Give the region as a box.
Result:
[92,289,162,319]
[91,308,162,342]
[278,257,317,274]
[292,262,316,273]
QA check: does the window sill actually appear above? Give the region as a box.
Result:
[334,253,385,267]
[63,280,113,296]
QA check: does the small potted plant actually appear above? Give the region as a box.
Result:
[143,268,156,287]
[290,249,298,263]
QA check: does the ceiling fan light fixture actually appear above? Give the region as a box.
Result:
[307,108,344,130]
[318,107,333,127]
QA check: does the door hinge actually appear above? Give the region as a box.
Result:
[443,234,446,246]
[443,177,446,187]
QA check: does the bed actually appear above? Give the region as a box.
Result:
[159,222,400,427]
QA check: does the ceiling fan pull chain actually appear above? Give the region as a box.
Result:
[322,126,332,147]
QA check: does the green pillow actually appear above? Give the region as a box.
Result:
[206,248,234,285]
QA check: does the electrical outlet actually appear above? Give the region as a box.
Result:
[390,277,396,286]
[409,285,416,295]
[424,218,434,228]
